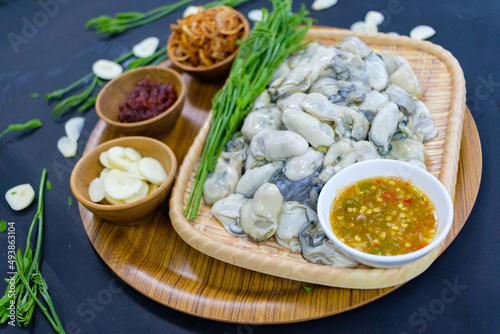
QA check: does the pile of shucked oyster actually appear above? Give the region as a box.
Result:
[203,36,438,268]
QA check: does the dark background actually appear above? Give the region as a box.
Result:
[1,0,499,333]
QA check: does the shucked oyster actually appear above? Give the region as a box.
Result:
[240,183,283,242]
[236,161,284,197]
[250,129,309,161]
[241,105,283,142]
[299,221,358,267]
[203,150,245,205]
[281,107,335,149]
[284,147,324,181]
[276,201,318,252]
[369,101,400,154]
[211,194,247,236]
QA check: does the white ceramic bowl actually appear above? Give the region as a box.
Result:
[317,159,454,268]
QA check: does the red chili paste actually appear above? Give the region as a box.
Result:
[118,78,177,123]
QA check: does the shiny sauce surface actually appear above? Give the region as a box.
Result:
[330,177,437,256]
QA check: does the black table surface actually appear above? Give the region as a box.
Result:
[1,0,499,333]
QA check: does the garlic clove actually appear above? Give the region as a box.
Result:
[57,136,77,158]
[65,117,85,141]
[132,37,159,58]
[410,25,436,40]
[92,59,123,80]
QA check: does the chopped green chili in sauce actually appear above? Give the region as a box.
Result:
[330,177,437,256]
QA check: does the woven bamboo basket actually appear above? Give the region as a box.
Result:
[169,27,466,289]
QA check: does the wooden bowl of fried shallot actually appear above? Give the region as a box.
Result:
[167,6,250,79]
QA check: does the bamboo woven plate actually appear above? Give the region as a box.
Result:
[169,27,467,289]
[79,29,479,322]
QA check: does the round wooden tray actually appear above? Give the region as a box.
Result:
[80,64,481,322]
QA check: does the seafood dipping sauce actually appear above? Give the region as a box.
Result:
[329,176,438,256]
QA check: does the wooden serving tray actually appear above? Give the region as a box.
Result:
[80,28,480,322]
[169,28,467,289]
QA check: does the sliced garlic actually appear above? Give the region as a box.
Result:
[57,136,77,158]
[103,169,143,200]
[248,9,263,22]
[183,5,201,18]
[92,59,123,80]
[125,162,146,180]
[311,0,338,11]
[125,147,142,162]
[99,152,112,169]
[138,157,167,185]
[147,183,159,195]
[107,146,133,171]
[132,37,159,58]
[88,177,105,203]
[410,25,435,40]
[105,193,125,206]
[123,181,149,203]
[65,117,85,141]
[350,21,366,33]
[5,184,35,211]
[365,11,384,26]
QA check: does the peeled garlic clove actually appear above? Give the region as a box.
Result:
[88,177,105,203]
[92,59,123,80]
[138,157,167,185]
[5,184,35,211]
[350,21,366,32]
[132,37,159,58]
[311,0,338,11]
[365,22,379,34]
[183,5,201,18]
[410,25,435,40]
[365,10,384,26]
[65,117,85,141]
[248,9,263,22]
[57,136,77,158]
[125,147,142,162]
[103,169,143,200]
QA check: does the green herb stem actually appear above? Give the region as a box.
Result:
[0,169,65,333]
[52,76,101,117]
[86,0,251,36]
[184,0,312,220]
[127,49,165,69]
[0,119,42,140]
[86,0,192,35]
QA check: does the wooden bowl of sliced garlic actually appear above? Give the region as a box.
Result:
[70,136,177,225]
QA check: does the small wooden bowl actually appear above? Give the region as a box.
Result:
[70,136,177,225]
[166,7,250,80]
[95,66,186,136]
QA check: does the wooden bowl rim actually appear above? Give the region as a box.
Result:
[166,7,250,74]
[70,136,177,212]
[95,66,186,129]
